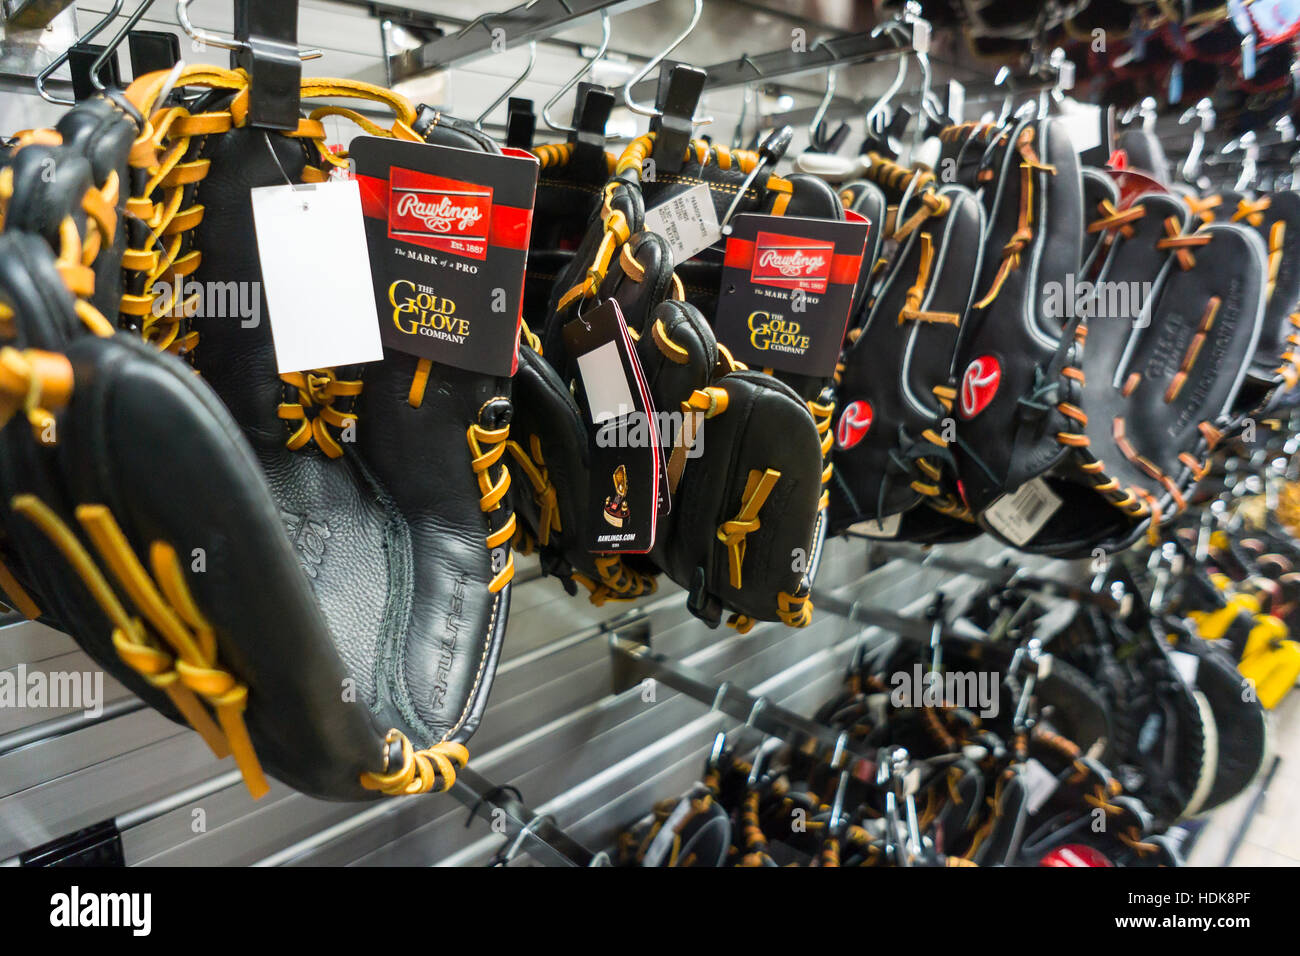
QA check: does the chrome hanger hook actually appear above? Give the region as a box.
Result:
[541,11,613,135]
[176,0,323,59]
[621,0,712,125]
[90,0,159,93]
[478,40,538,128]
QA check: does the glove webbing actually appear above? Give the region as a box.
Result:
[10,493,268,797]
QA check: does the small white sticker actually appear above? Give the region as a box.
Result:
[984,478,1061,546]
[250,180,384,373]
[644,183,722,264]
[1170,650,1200,688]
[1023,758,1060,814]
[848,512,902,539]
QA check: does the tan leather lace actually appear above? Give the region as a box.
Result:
[468,419,516,594]
[11,494,268,795]
[972,126,1056,310]
[1232,196,1271,227]
[717,468,781,590]
[505,434,560,545]
[277,370,361,459]
[359,730,468,795]
[898,233,960,326]
[0,346,73,441]
[572,554,657,606]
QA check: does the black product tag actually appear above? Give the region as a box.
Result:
[714,213,869,377]
[562,300,662,553]
[351,135,539,376]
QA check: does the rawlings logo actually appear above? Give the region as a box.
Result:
[388,166,492,260]
[750,232,834,293]
[836,400,874,449]
[959,356,1002,419]
[393,192,485,234]
[282,510,331,579]
[757,248,828,277]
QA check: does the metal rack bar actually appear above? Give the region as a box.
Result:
[627,30,911,99]
[860,540,1124,614]
[450,765,606,866]
[388,0,657,82]
[608,634,877,765]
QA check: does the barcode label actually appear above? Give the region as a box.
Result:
[644,183,721,264]
[984,478,1061,546]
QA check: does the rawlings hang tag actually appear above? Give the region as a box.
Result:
[563,299,663,553]
[351,135,538,376]
[713,213,868,377]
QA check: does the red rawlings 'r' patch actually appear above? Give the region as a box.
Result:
[1038,844,1114,867]
[836,400,873,449]
[959,356,1002,419]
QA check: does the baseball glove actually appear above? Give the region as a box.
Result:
[1020,190,1266,555]
[2,69,523,799]
[830,157,986,538]
[1221,190,1300,410]
[949,114,1086,539]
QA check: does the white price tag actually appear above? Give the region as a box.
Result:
[983,478,1062,546]
[1057,99,1103,154]
[1023,758,1060,814]
[250,180,384,374]
[1170,650,1200,688]
[848,512,902,539]
[644,183,721,264]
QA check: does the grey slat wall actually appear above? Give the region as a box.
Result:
[0,2,1034,866]
[1,534,1058,866]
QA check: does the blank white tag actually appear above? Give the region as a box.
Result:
[1058,99,1103,154]
[848,513,902,539]
[1023,758,1060,814]
[250,180,383,373]
[644,183,721,264]
[576,340,636,425]
[1170,650,1200,688]
[984,478,1061,546]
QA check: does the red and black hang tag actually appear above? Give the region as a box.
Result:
[350,135,538,377]
[713,213,869,377]
[562,299,663,554]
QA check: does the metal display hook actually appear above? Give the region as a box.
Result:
[541,10,613,135]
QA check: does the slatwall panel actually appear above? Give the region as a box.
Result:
[0,2,1025,866]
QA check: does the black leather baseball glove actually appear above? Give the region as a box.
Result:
[0,68,525,800]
